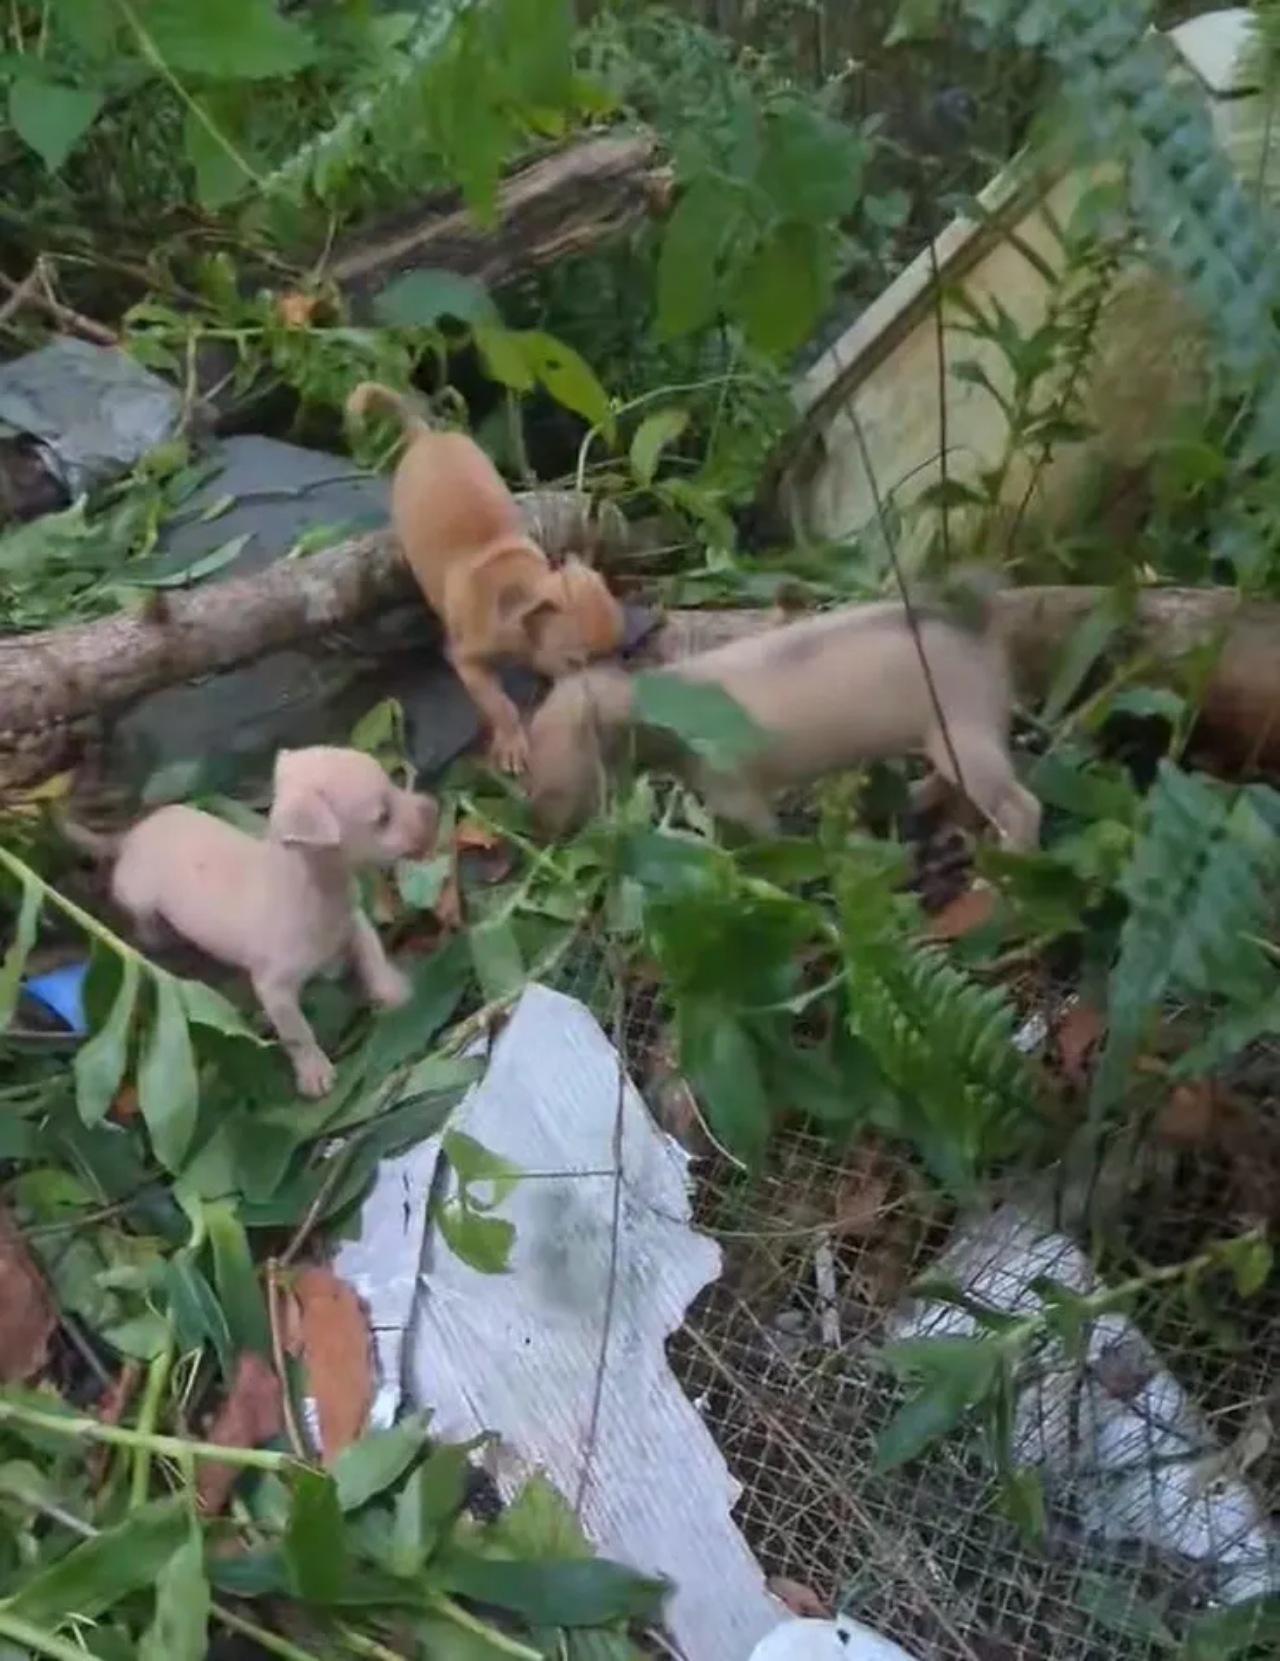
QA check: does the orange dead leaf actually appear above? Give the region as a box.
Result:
[0,1204,56,1384]
[454,819,502,853]
[108,1083,139,1125]
[276,291,319,328]
[294,1265,374,1463]
[433,867,464,933]
[1156,1080,1220,1147]
[834,1159,892,1237]
[768,1578,830,1618]
[195,1352,283,1515]
[925,884,997,941]
[1054,1000,1106,1088]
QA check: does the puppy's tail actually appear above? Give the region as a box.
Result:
[52,804,122,864]
[932,562,1003,636]
[346,381,432,438]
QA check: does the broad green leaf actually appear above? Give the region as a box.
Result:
[139,1527,209,1661]
[7,1497,189,1623]
[439,1552,667,1628]
[1040,589,1126,728]
[332,1412,431,1514]
[49,0,121,57]
[391,1436,486,1575]
[756,101,864,221]
[469,918,525,1004]
[177,976,260,1041]
[0,868,42,1027]
[629,408,689,488]
[678,1010,771,1167]
[285,1468,347,1600]
[74,955,141,1126]
[493,1471,591,1560]
[443,1130,521,1207]
[137,973,200,1171]
[128,534,252,588]
[474,324,537,393]
[1221,1234,1273,1298]
[141,0,317,81]
[734,220,831,358]
[205,1199,271,1355]
[165,1258,233,1374]
[374,269,498,329]
[632,670,765,769]
[519,330,612,437]
[656,181,741,339]
[434,1201,515,1275]
[183,104,257,209]
[873,1337,1001,1472]
[7,75,104,171]
[398,855,452,912]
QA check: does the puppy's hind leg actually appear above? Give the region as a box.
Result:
[923,727,1042,852]
[250,969,335,1099]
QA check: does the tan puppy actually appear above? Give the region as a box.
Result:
[347,381,625,773]
[59,747,439,1099]
[526,589,1041,849]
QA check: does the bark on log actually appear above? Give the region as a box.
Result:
[4,569,1280,790]
[330,133,671,309]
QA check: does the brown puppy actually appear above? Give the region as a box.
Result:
[347,381,625,773]
[526,586,1041,849]
[59,747,439,1099]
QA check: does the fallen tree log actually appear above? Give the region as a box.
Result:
[3,566,1280,789]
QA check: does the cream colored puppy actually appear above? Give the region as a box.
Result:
[59,747,439,1098]
[526,589,1041,849]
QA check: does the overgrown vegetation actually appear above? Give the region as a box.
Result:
[1,0,1280,1657]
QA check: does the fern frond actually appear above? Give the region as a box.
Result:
[971,0,1280,432]
[837,869,1038,1191]
[1092,762,1280,1109]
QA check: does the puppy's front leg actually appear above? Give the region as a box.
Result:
[449,650,530,775]
[250,970,335,1099]
[349,911,411,1010]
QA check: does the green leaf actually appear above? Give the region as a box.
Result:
[177,976,259,1040]
[518,330,613,437]
[874,1374,982,1471]
[678,1009,771,1167]
[434,1201,516,1275]
[74,955,140,1126]
[656,181,742,339]
[138,973,200,1171]
[469,917,525,1004]
[165,1258,233,1374]
[443,1130,521,1208]
[7,75,104,171]
[8,1497,190,1624]
[875,1337,1000,1471]
[735,220,832,358]
[756,100,864,221]
[141,0,317,81]
[440,1552,668,1628]
[1221,1234,1273,1299]
[391,1436,487,1575]
[0,867,42,1028]
[183,105,257,209]
[474,324,537,393]
[49,0,121,57]
[1040,590,1126,729]
[139,1527,209,1661]
[493,1471,591,1560]
[128,535,252,589]
[631,670,765,769]
[1181,1594,1280,1659]
[205,1198,271,1355]
[332,1412,431,1514]
[398,855,452,912]
[285,1468,347,1601]
[629,408,689,488]
[374,269,499,329]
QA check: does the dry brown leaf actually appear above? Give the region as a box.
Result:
[925,884,997,941]
[196,1352,283,1515]
[767,1578,830,1618]
[0,1205,56,1384]
[1156,1080,1220,1147]
[276,291,318,328]
[108,1082,139,1125]
[294,1265,374,1463]
[454,819,502,853]
[834,1161,892,1237]
[433,866,464,933]
[89,1361,141,1486]
[1054,1000,1106,1088]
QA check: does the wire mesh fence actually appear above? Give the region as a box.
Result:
[545,937,1280,1661]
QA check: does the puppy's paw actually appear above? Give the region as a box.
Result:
[370,966,412,1010]
[293,1048,336,1099]
[490,726,531,777]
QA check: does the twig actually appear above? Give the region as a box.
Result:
[267,1259,312,1460]
[279,1141,362,1271]
[0,263,42,331]
[0,260,116,346]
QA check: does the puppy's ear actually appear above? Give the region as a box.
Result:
[269,765,342,849]
[495,580,558,634]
